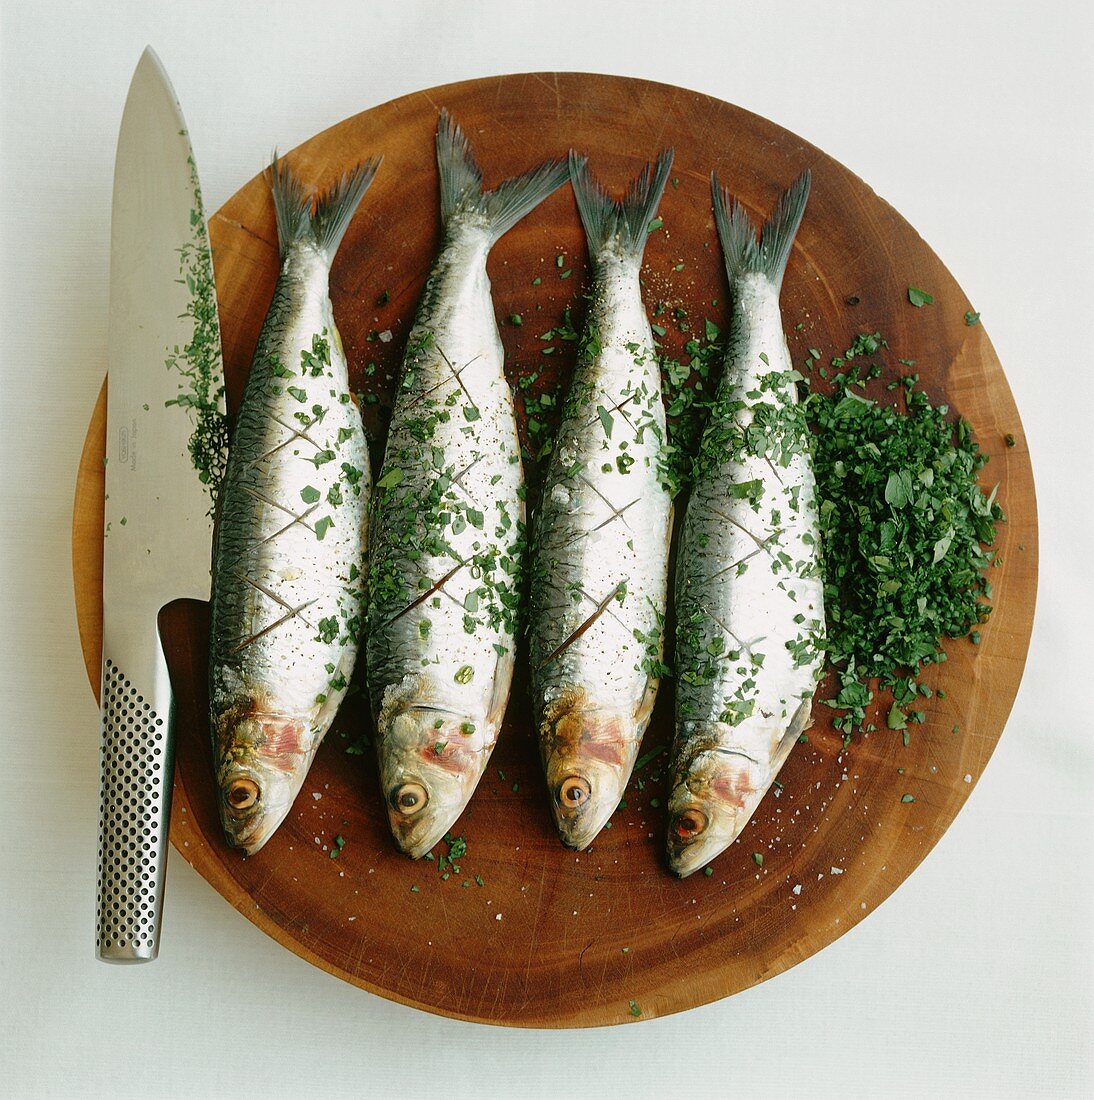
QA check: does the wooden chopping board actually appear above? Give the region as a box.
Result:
[72,73,1037,1027]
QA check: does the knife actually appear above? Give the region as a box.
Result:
[97,47,225,963]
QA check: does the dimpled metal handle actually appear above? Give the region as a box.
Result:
[96,656,176,962]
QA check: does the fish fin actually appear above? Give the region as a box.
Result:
[266,154,381,262]
[569,148,674,262]
[771,697,814,775]
[711,169,810,290]
[312,158,382,261]
[436,109,568,242]
[266,153,312,259]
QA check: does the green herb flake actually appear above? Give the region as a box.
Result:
[908,287,934,308]
[634,747,663,771]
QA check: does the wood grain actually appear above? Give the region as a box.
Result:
[71,73,1037,1027]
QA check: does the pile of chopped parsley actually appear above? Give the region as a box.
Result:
[802,332,1003,736]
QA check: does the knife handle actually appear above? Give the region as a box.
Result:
[95,642,176,962]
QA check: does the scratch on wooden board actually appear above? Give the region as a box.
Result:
[212,213,276,252]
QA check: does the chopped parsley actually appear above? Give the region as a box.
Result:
[806,332,1002,735]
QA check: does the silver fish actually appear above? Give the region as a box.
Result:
[667,171,825,877]
[209,157,379,854]
[529,151,674,850]
[367,112,567,858]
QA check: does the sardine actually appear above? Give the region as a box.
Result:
[209,157,379,854]
[528,151,674,850]
[667,171,825,877]
[367,112,567,858]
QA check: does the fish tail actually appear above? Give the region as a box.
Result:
[266,153,381,262]
[436,109,568,243]
[710,169,810,290]
[569,148,674,262]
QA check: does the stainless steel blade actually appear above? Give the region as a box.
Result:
[97,46,225,963]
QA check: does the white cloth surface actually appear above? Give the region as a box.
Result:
[1,1,1091,1096]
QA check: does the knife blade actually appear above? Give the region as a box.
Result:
[97,46,225,963]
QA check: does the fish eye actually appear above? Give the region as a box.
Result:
[672,808,708,838]
[558,776,591,809]
[392,781,428,815]
[226,778,260,812]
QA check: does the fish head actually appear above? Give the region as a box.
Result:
[664,720,776,877]
[540,690,639,850]
[377,704,486,859]
[214,707,316,856]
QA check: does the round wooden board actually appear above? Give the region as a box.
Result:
[73,73,1037,1027]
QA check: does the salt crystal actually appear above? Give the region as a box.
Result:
[312,792,322,801]
[495,913,503,921]
[792,884,802,895]
[831,866,844,875]
[378,330,393,343]
[964,774,972,783]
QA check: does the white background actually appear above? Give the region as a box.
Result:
[2,1,1091,1096]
